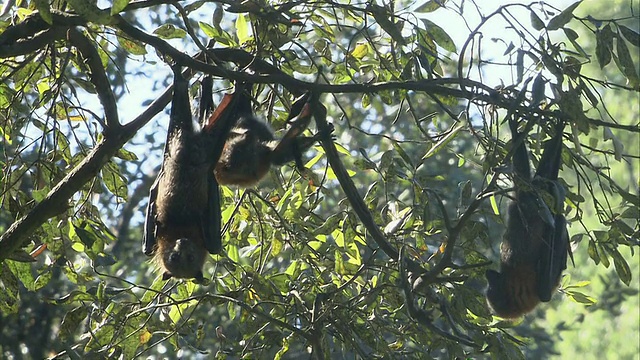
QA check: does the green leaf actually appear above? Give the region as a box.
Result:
[33,0,53,24]
[546,1,582,31]
[530,72,546,106]
[611,249,632,285]
[110,0,130,15]
[235,14,250,44]
[153,24,187,39]
[227,244,240,263]
[563,27,579,41]
[596,26,613,69]
[33,269,52,291]
[587,239,599,264]
[422,121,463,160]
[101,161,128,201]
[580,78,599,107]
[67,0,114,24]
[0,264,20,313]
[86,322,116,351]
[603,126,624,161]
[361,93,371,108]
[567,290,597,305]
[614,219,634,236]
[490,195,500,215]
[620,207,639,219]
[459,180,472,206]
[530,10,544,31]
[615,32,639,86]
[369,4,405,45]
[563,27,588,57]
[351,42,369,59]
[70,223,98,255]
[566,280,591,288]
[116,147,138,161]
[6,260,35,291]
[415,0,447,13]
[199,21,235,46]
[117,32,147,55]
[334,249,346,274]
[422,19,457,53]
[185,0,207,13]
[274,335,290,360]
[619,25,640,47]
[271,236,283,257]
[199,21,217,38]
[59,306,89,342]
[515,50,524,84]
[393,141,414,169]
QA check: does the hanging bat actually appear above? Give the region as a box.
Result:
[211,91,326,187]
[142,65,240,281]
[485,118,569,318]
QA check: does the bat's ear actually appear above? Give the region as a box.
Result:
[162,271,173,280]
[199,75,214,122]
[235,83,253,117]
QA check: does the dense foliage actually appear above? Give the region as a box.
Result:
[0,0,638,358]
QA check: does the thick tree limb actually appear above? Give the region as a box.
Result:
[311,103,399,260]
[0,85,173,261]
[0,27,67,57]
[67,28,120,129]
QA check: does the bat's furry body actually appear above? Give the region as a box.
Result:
[486,119,569,318]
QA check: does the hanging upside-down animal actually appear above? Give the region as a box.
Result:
[485,118,570,318]
[143,66,326,281]
[142,65,239,281]
[210,90,325,187]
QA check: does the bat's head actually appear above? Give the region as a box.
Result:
[158,237,206,282]
[485,269,510,314]
[214,126,272,187]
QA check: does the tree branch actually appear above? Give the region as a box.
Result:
[311,103,399,259]
[0,27,67,57]
[67,28,120,130]
[0,84,172,261]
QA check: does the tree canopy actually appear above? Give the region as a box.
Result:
[0,0,638,358]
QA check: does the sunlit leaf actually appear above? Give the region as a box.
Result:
[111,0,130,15]
[415,0,447,13]
[153,24,187,39]
[117,32,147,55]
[235,14,250,44]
